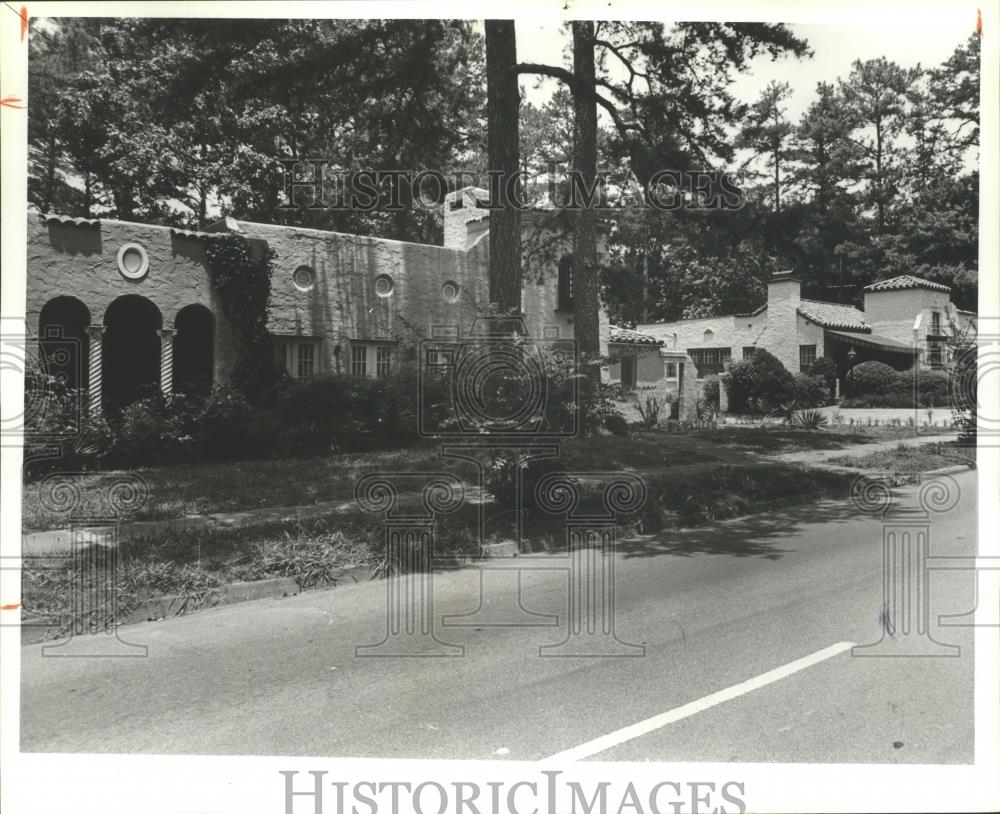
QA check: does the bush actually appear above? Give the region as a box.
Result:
[841,366,951,408]
[701,377,720,411]
[849,361,897,395]
[808,356,838,401]
[111,394,200,466]
[792,373,829,408]
[197,386,254,461]
[604,413,629,436]
[723,348,794,414]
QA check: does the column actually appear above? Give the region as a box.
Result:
[84,326,105,415]
[157,328,176,396]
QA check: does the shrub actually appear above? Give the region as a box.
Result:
[808,356,838,401]
[197,386,254,461]
[701,377,720,411]
[111,394,200,466]
[792,373,829,408]
[635,391,665,430]
[848,361,897,395]
[841,367,952,408]
[604,412,629,436]
[722,348,794,414]
[793,408,830,430]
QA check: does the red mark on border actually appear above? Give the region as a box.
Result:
[20,6,28,42]
[2,604,20,611]
[1,96,27,109]
[976,9,982,36]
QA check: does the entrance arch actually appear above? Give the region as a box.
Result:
[38,296,91,391]
[103,295,162,410]
[173,304,214,396]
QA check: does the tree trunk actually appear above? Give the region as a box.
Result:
[484,20,522,314]
[570,21,601,430]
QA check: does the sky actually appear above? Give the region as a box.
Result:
[513,15,979,124]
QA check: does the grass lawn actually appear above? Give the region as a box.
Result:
[22,434,722,532]
[22,460,853,639]
[694,424,931,453]
[827,441,976,473]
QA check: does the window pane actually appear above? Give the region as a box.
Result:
[297,342,315,378]
[351,344,367,376]
[376,346,391,378]
[665,362,677,378]
[743,346,756,360]
[799,345,816,372]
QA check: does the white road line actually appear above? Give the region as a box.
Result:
[540,640,856,763]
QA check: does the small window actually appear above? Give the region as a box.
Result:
[351,344,367,376]
[688,348,731,378]
[665,362,678,379]
[799,344,817,372]
[557,255,574,311]
[743,346,756,360]
[931,311,942,335]
[274,338,320,379]
[376,345,392,378]
[297,343,315,378]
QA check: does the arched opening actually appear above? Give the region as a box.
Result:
[38,296,91,391]
[173,304,215,397]
[103,295,162,411]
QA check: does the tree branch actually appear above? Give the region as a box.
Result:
[514,62,646,142]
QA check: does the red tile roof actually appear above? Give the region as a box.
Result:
[609,325,664,346]
[797,299,870,331]
[864,275,951,293]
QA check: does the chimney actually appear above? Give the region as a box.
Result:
[443,187,490,250]
[767,270,801,308]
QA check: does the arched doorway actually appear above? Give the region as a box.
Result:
[103,295,162,411]
[38,296,91,391]
[173,304,214,397]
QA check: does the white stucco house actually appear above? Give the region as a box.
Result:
[636,271,977,397]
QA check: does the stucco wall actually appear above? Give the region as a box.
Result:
[26,211,237,383]
[606,344,664,384]
[28,206,603,395]
[864,288,951,344]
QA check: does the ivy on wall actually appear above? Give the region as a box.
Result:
[204,233,276,399]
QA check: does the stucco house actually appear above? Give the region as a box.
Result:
[27,188,620,414]
[637,271,977,402]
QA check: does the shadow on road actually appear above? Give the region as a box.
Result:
[617,499,866,561]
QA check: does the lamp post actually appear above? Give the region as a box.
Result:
[847,347,857,398]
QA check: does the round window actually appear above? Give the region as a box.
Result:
[117,243,149,280]
[293,265,315,292]
[442,280,460,303]
[374,274,394,297]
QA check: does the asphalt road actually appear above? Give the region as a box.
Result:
[20,471,978,763]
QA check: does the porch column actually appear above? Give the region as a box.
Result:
[157,328,176,396]
[84,326,105,414]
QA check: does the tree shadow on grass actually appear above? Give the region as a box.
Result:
[617,499,868,561]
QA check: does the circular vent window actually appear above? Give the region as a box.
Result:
[117,243,149,280]
[292,265,315,292]
[374,274,394,297]
[442,281,460,303]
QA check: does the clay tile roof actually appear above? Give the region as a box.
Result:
[170,227,226,239]
[609,325,664,346]
[797,299,870,331]
[41,213,100,227]
[863,274,951,293]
